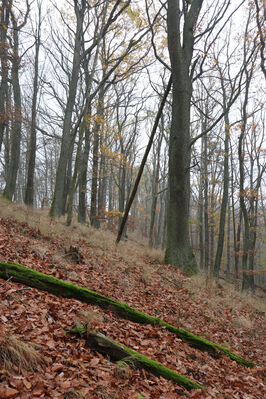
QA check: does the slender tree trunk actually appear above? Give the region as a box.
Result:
[203,134,209,272]
[4,17,22,201]
[90,85,105,228]
[213,112,230,277]
[210,185,215,270]
[66,126,84,226]
[239,69,253,292]
[24,23,41,206]
[98,142,107,218]
[149,130,162,248]
[50,2,85,217]
[197,137,204,269]
[155,193,164,248]
[226,199,231,279]
[235,211,242,281]
[0,0,10,152]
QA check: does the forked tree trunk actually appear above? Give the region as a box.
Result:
[165,0,203,274]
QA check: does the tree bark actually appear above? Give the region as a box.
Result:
[165,0,203,274]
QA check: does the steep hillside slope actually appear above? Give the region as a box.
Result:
[0,200,265,398]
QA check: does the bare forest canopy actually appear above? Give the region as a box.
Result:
[0,0,265,291]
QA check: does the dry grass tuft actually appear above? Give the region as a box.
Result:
[0,328,43,372]
[142,246,164,264]
[233,315,254,330]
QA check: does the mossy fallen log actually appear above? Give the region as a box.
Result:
[68,326,204,390]
[0,261,255,367]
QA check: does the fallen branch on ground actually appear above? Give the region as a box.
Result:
[68,325,204,390]
[0,261,255,367]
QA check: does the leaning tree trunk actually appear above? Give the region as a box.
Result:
[164,0,203,274]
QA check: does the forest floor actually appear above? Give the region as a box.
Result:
[0,199,265,399]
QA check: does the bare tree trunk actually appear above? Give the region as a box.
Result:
[213,110,230,277]
[239,87,252,291]
[78,37,100,224]
[0,0,10,152]
[50,1,85,217]
[226,199,231,279]
[24,9,41,206]
[66,127,84,226]
[165,0,202,274]
[197,137,204,269]
[98,140,107,218]
[149,128,163,248]
[4,12,24,201]
[203,133,209,272]
[90,85,105,228]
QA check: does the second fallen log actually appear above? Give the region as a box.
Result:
[68,326,204,391]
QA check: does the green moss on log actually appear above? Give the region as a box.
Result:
[0,261,255,368]
[69,328,204,390]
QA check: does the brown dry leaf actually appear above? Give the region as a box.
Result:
[32,381,45,396]
[60,379,71,389]
[23,379,32,390]
[0,384,19,399]
[51,363,64,372]
[9,376,24,390]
